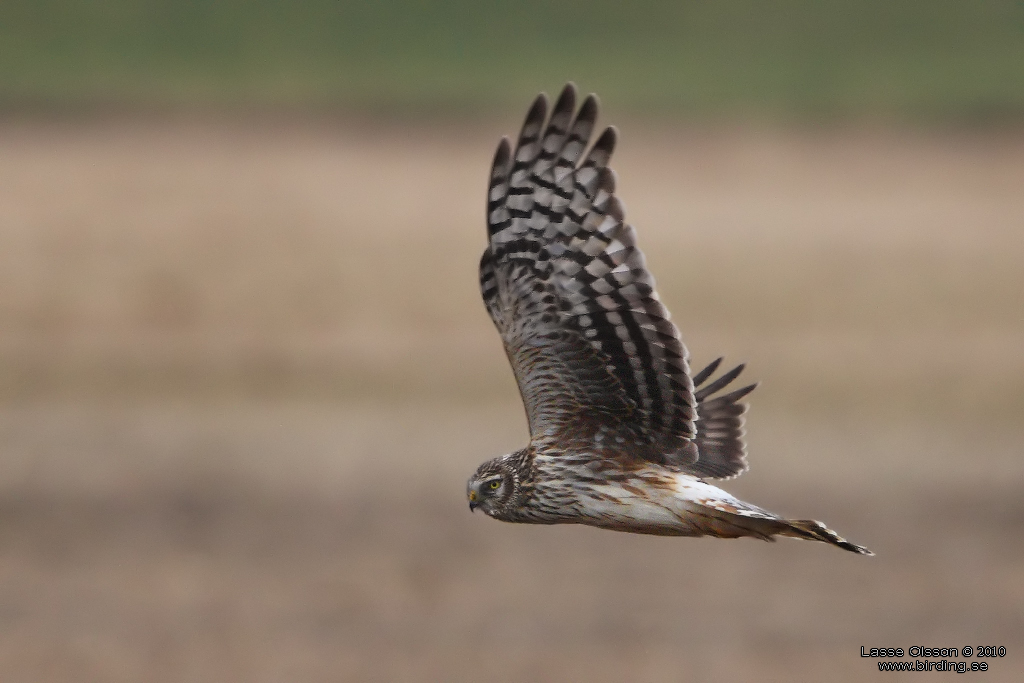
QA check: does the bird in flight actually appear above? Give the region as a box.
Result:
[467,84,871,555]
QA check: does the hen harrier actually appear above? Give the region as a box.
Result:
[467,84,871,555]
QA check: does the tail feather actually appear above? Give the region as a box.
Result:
[686,493,872,555]
[782,519,873,555]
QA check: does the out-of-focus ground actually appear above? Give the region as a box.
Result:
[0,118,1021,682]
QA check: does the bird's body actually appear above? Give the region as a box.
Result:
[482,445,753,535]
[467,84,871,555]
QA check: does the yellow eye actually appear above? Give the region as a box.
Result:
[489,480,501,490]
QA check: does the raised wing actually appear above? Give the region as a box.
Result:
[479,84,698,467]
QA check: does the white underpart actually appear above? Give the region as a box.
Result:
[579,468,776,532]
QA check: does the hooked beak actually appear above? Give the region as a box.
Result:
[468,489,478,512]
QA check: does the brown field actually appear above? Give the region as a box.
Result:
[0,117,1021,682]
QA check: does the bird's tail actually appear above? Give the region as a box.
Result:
[779,518,873,555]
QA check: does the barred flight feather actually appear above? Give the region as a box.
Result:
[688,358,758,480]
[481,83,697,466]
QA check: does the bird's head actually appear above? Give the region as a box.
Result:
[467,456,517,517]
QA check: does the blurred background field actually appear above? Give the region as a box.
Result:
[3,0,1024,120]
[0,2,1022,682]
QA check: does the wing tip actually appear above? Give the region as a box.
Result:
[519,93,549,141]
[584,126,618,168]
[492,136,512,170]
[597,125,618,152]
[577,92,600,124]
[528,92,548,118]
[694,361,751,402]
[692,357,724,386]
[555,82,578,110]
